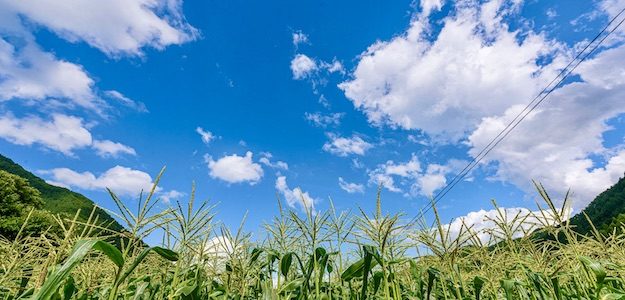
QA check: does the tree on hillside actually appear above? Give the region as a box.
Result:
[569,174,625,235]
[0,170,58,239]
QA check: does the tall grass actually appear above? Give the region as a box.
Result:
[2,173,625,299]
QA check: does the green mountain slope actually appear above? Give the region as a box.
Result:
[0,154,124,233]
[569,174,625,234]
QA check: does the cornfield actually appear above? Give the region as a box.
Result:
[2,172,625,299]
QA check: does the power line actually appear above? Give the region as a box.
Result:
[410,6,625,225]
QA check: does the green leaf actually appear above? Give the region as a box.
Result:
[152,247,179,261]
[551,277,562,300]
[92,240,124,268]
[427,267,440,300]
[341,257,380,282]
[500,279,516,300]
[280,252,293,278]
[174,281,197,297]
[579,256,607,285]
[326,262,333,274]
[31,240,99,300]
[314,247,327,262]
[341,258,365,281]
[360,246,375,300]
[473,276,486,300]
[602,293,625,300]
[249,248,263,266]
[372,271,384,294]
[280,278,303,293]
[118,247,178,285]
[62,277,76,300]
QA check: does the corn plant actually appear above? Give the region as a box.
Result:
[2,172,625,299]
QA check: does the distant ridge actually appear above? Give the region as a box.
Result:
[569,174,625,235]
[0,154,124,233]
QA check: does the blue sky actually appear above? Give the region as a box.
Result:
[1,0,625,238]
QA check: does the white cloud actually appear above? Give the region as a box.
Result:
[205,151,264,185]
[160,190,185,204]
[201,235,236,271]
[420,0,445,17]
[290,54,318,79]
[415,164,449,197]
[441,206,565,245]
[601,0,625,20]
[368,154,458,197]
[320,59,345,74]
[465,42,625,211]
[259,153,289,170]
[92,140,137,158]
[104,90,148,113]
[322,134,373,156]
[0,0,196,110]
[196,127,216,145]
[275,176,316,211]
[203,235,234,258]
[0,0,196,157]
[338,177,365,194]
[341,0,625,211]
[0,37,101,110]
[0,113,92,155]
[304,112,344,128]
[339,0,567,139]
[546,8,558,19]
[1,0,198,56]
[0,113,138,158]
[292,31,309,47]
[42,165,158,197]
[368,154,422,193]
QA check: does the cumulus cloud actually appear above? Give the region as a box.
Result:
[0,113,92,155]
[0,113,137,157]
[0,0,196,157]
[339,0,567,139]
[42,165,158,197]
[201,236,236,271]
[290,54,318,79]
[275,176,316,211]
[0,37,100,110]
[92,140,137,158]
[196,127,216,145]
[323,134,373,156]
[160,190,186,204]
[468,46,625,210]
[441,206,566,245]
[341,0,625,210]
[420,0,445,17]
[205,152,264,185]
[1,0,198,56]
[368,154,459,197]
[416,164,449,197]
[369,154,422,193]
[304,112,344,128]
[462,3,625,211]
[338,177,365,194]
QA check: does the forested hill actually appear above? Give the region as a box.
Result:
[569,174,625,235]
[0,154,124,233]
